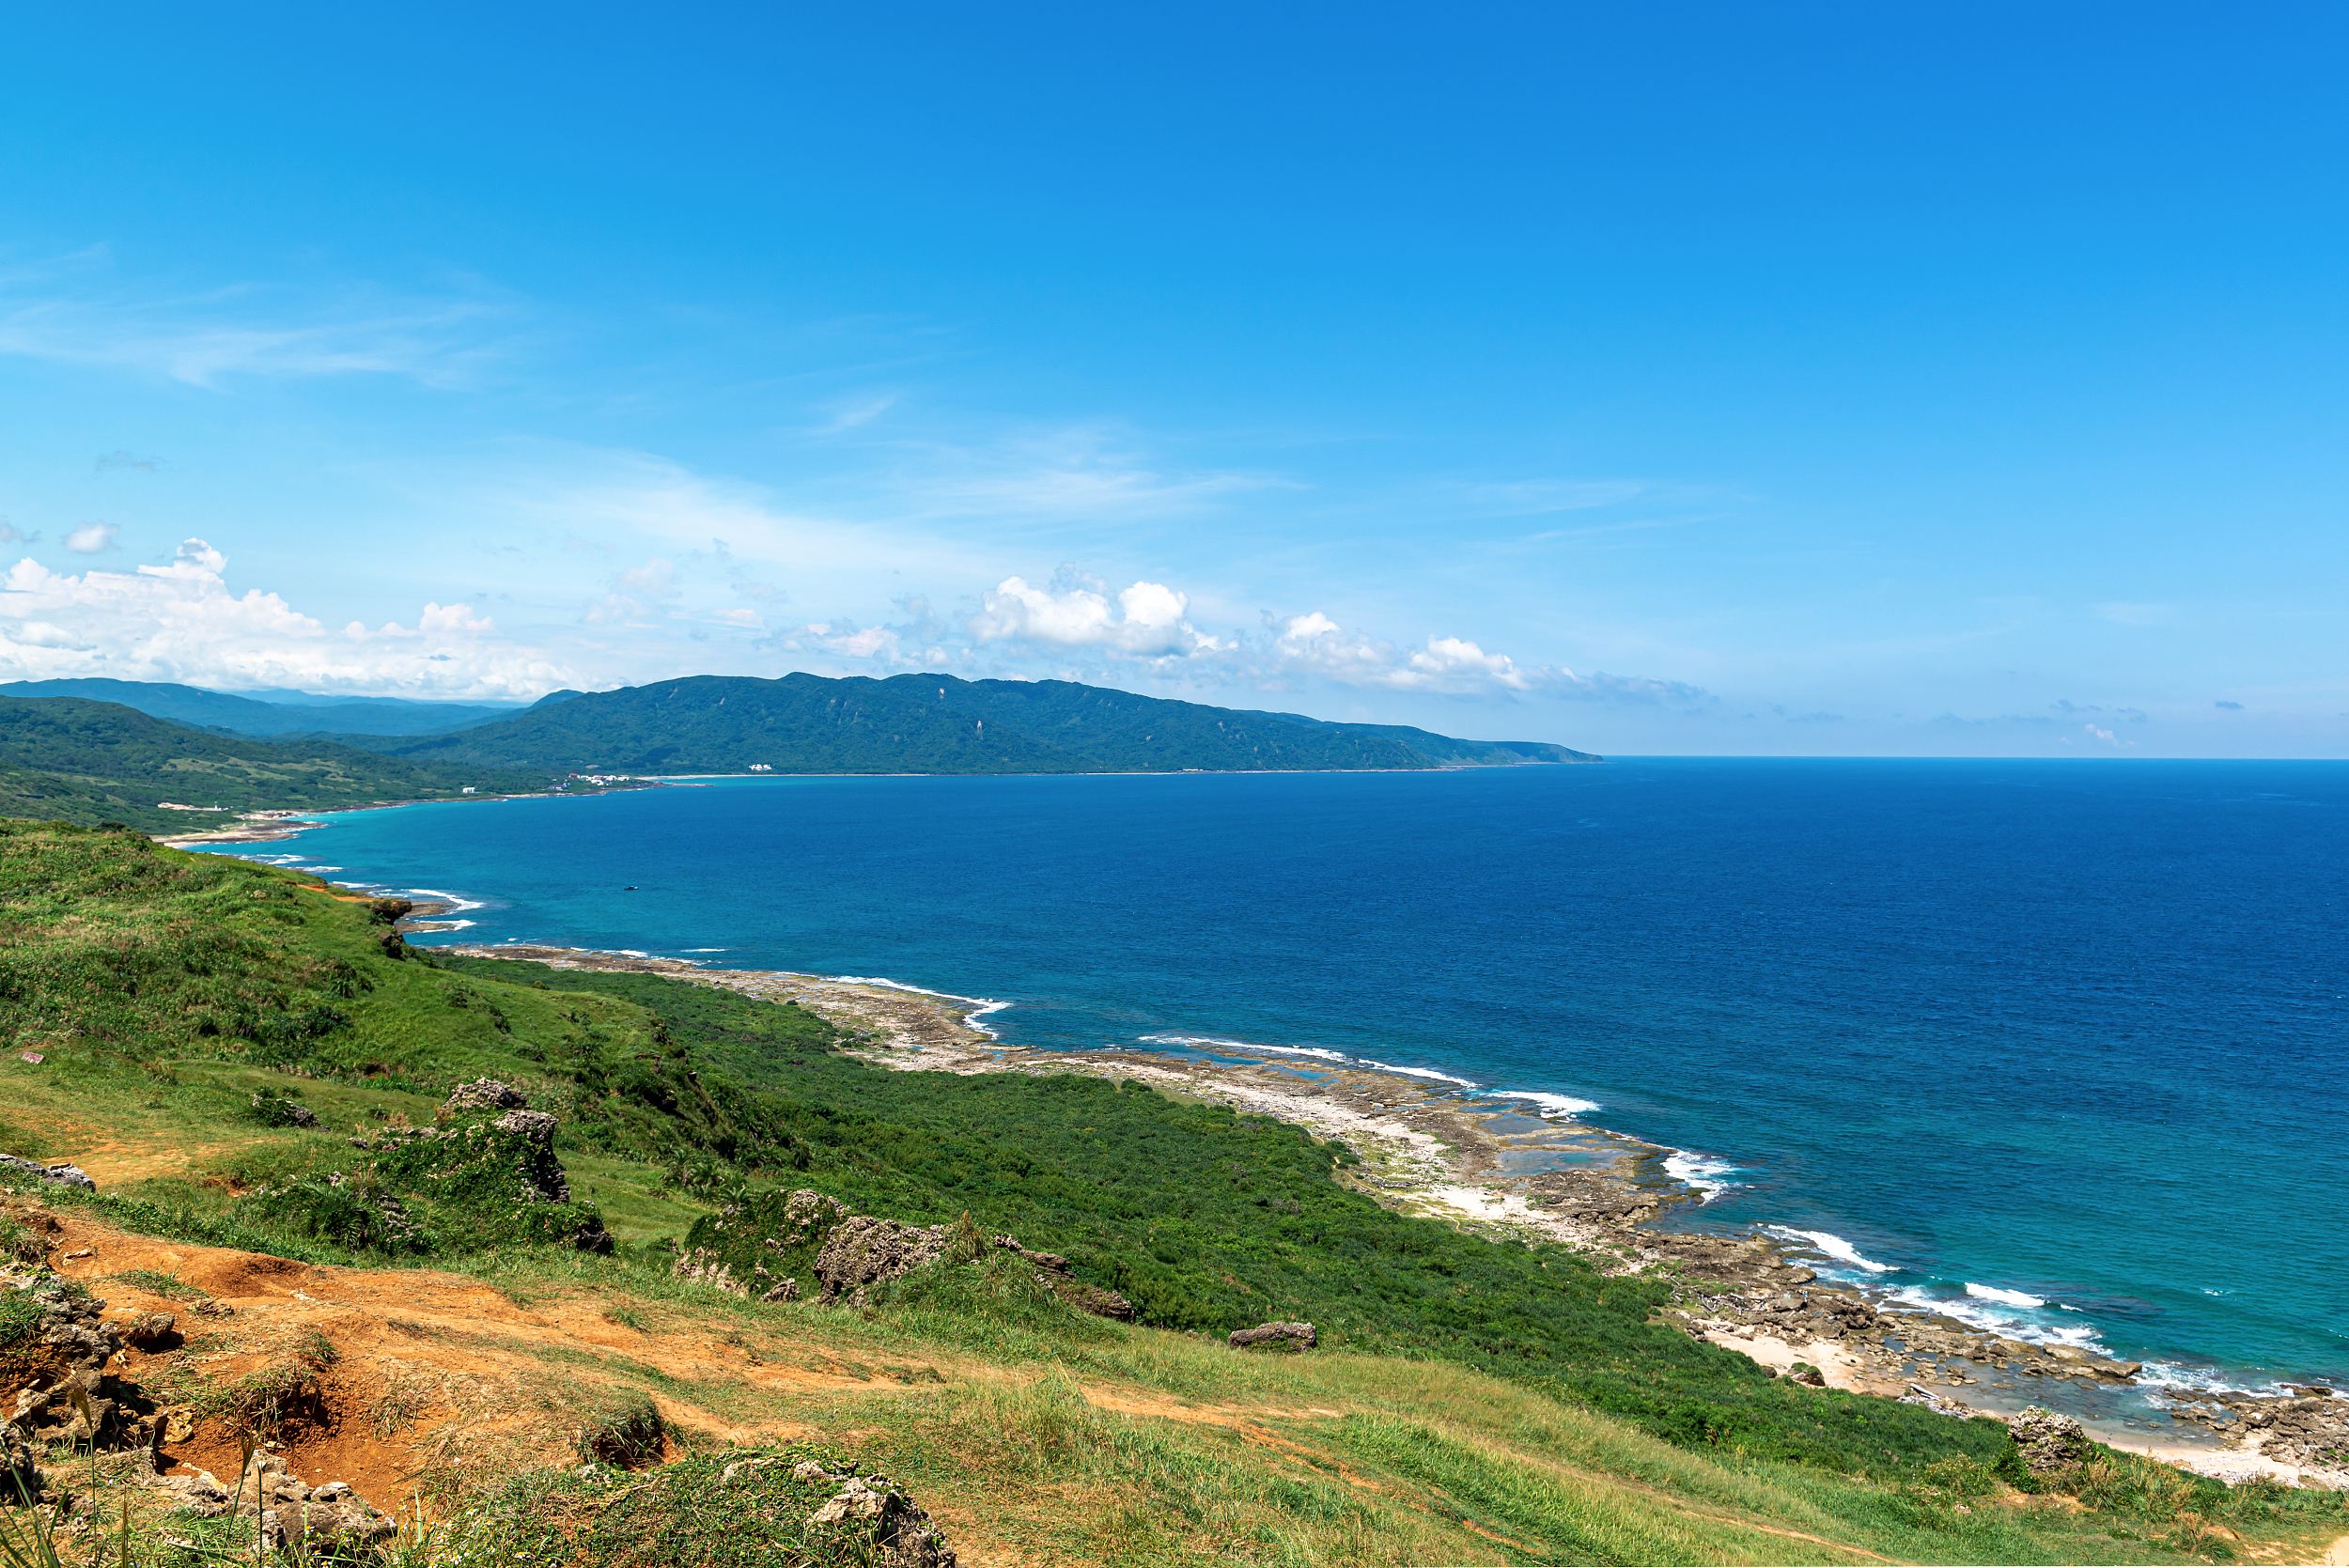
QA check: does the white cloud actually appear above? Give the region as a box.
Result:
[897,425,1290,521]
[971,575,1221,660]
[414,601,495,636]
[1400,635,1532,691]
[63,521,117,554]
[799,621,898,659]
[0,538,564,698]
[1273,609,1709,703]
[0,253,511,390]
[1276,613,1531,693]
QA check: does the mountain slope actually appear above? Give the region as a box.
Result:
[0,696,542,831]
[390,673,1598,774]
[0,678,520,737]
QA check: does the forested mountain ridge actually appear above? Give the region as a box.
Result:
[388,672,1599,774]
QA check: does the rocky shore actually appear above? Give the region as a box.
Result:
[452,941,2349,1490]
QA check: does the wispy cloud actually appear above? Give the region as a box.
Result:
[887,423,1296,522]
[63,521,117,554]
[0,252,517,390]
[1269,609,1711,703]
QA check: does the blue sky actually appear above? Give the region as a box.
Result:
[2,5,2344,755]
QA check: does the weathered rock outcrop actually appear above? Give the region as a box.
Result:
[2,1268,124,1436]
[686,1188,1135,1319]
[1228,1320,1316,1352]
[2008,1405,2092,1475]
[992,1236,1136,1320]
[791,1461,957,1568]
[154,1452,397,1556]
[815,1216,952,1303]
[350,1080,611,1253]
[672,1247,749,1296]
[0,1155,95,1193]
[443,1078,531,1116]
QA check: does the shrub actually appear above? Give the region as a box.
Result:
[573,1392,664,1468]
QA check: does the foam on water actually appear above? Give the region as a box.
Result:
[1138,1033,1349,1063]
[1663,1151,1741,1201]
[1882,1284,2110,1353]
[1363,1059,1481,1088]
[833,974,1011,1039]
[1494,1089,1602,1119]
[1765,1226,1895,1274]
[409,887,487,912]
[1965,1281,2047,1310]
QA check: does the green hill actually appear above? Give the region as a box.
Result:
[0,820,2336,1566]
[388,672,1598,774]
[0,696,546,831]
[0,677,520,737]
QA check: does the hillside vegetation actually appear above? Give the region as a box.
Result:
[0,678,521,738]
[0,697,545,831]
[385,672,1598,774]
[1,820,2340,1565]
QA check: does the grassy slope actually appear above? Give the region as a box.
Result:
[0,696,546,832]
[388,672,1595,773]
[1,819,2339,1565]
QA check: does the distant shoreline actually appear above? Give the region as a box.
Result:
[168,784,2348,1490]
[153,759,1591,845]
[431,939,2344,1490]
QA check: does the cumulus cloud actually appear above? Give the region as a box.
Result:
[0,537,564,697]
[800,621,898,659]
[63,521,117,554]
[1272,610,1707,704]
[972,574,1221,660]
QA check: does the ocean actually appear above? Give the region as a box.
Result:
[231,759,2349,1394]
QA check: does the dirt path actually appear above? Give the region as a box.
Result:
[47,1214,953,1504]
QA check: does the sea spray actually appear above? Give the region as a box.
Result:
[1764,1225,1895,1274]
[1663,1151,1741,1201]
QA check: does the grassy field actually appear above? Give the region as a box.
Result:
[3,818,2342,1565]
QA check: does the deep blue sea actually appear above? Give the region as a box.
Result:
[234,761,2349,1393]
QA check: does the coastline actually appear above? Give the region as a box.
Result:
[444,939,2348,1491]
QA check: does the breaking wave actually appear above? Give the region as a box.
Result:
[1663,1151,1741,1201]
[1765,1226,1894,1274]
[1493,1089,1602,1119]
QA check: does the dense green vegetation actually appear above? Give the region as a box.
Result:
[383,672,1597,773]
[2,819,2340,1565]
[0,678,521,737]
[0,696,548,831]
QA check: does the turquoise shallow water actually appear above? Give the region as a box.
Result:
[233,760,2349,1393]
